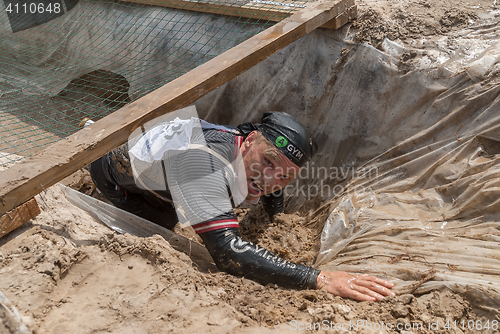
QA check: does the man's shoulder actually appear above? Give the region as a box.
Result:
[202,123,240,143]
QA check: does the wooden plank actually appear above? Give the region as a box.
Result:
[0,198,40,238]
[0,0,345,216]
[119,0,355,29]
[119,0,307,22]
[321,4,357,29]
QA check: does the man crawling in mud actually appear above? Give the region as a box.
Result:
[89,111,395,302]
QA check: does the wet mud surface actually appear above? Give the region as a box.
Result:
[0,183,496,333]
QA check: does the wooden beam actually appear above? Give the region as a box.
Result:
[0,198,40,238]
[119,0,306,22]
[321,4,357,29]
[119,0,356,29]
[0,0,345,216]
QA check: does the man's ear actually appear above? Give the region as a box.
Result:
[245,130,258,147]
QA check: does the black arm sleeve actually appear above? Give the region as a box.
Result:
[199,227,320,290]
[261,189,284,218]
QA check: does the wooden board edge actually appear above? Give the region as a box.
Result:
[320,4,357,29]
[119,0,353,28]
[0,198,40,238]
[119,0,291,21]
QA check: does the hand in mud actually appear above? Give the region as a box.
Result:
[316,271,395,302]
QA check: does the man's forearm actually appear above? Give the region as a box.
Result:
[199,227,320,289]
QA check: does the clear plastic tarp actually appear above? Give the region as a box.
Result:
[191,17,500,317]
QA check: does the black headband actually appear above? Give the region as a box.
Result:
[237,112,317,167]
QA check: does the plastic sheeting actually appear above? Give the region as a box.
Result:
[57,183,214,264]
[190,19,500,317]
[0,291,30,334]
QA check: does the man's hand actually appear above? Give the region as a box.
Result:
[316,271,395,302]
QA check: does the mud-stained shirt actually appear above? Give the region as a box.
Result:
[105,120,247,233]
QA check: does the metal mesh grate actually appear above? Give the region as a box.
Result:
[0,0,309,165]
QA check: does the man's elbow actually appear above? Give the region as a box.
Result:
[213,254,244,275]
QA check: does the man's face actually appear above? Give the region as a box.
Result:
[240,131,300,203]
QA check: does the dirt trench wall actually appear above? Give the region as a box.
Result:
[0,186,492,334]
